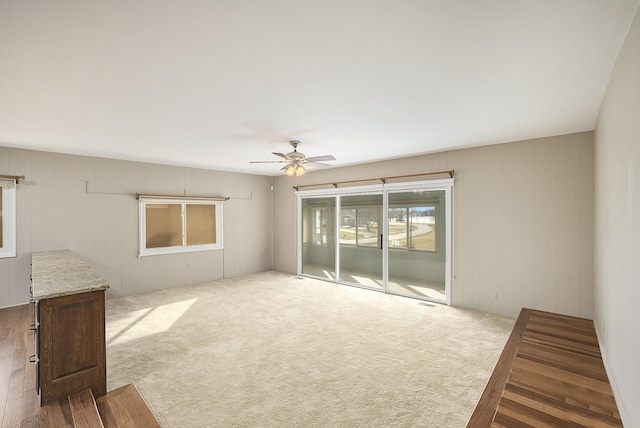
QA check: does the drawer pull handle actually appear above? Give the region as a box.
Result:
[29,354,39,364]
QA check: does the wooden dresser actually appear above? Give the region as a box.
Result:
[31,250,111,406]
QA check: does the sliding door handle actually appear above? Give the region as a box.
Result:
[380,234,383,250]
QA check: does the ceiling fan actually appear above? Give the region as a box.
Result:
[250,140,336,176]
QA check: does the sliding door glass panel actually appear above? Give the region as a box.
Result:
[387,190,446,302]
[339,194,383,289]
[301,197,336,280]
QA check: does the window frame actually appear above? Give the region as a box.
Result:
[297,179,453,305]
[0,179,17,259]
[138,197,223,257]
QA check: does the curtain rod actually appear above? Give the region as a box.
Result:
[135,193,230,201]
[0,174,26,183]
[292,170,454,191]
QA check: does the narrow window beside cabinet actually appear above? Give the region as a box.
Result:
[0,179,17,258]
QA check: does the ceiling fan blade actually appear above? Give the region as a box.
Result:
[249,160,288,164]
[272,152,290,160]
[306,162,332,168]
[305,155,335,162]
[281,164,291,170]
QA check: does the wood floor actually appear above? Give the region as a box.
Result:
[468,308,622,427]
[1,304,160,427]
[0,304,38,428]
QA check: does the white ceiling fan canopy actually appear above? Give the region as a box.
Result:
[284,140,305,160]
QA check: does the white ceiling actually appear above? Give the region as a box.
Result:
[1,1,639,176]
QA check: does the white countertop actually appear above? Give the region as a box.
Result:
[31,250,110,301]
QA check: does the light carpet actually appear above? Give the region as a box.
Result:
[105,271,514,427]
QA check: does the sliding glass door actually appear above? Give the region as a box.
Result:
[301,197,336,280]
[387,190,446,301]
[339,194,384,289]
[298,180,452,304]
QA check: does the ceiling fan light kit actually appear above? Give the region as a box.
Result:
[284,162,306,177]
[250,140,335,177]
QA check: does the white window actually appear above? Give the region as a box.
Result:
[138,197,223,257]
[0,179,17,258]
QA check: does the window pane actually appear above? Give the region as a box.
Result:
[145,204,183,248]
[186,204,216,246]
[0,187,3,248]
[409,206,436,251]
[310,207,331,245]
[357,207,379,247]
[388,207,407,249]
[339,208,356,245]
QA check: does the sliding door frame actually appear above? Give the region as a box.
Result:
[383,180,453,305]
[296,179,453,305]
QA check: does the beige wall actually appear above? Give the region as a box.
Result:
[1,133,595,321]
[274,131,594,319]
[0,148,273,307]
[594,5,640,426]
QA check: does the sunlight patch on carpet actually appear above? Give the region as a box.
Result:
[107,298,197,345]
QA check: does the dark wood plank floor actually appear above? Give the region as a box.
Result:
[2,305,161,428]
[0,304,39,428]
[96,383,161,427]
[468,308,622,427]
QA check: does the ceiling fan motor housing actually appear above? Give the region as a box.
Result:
[287,140,304,159]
